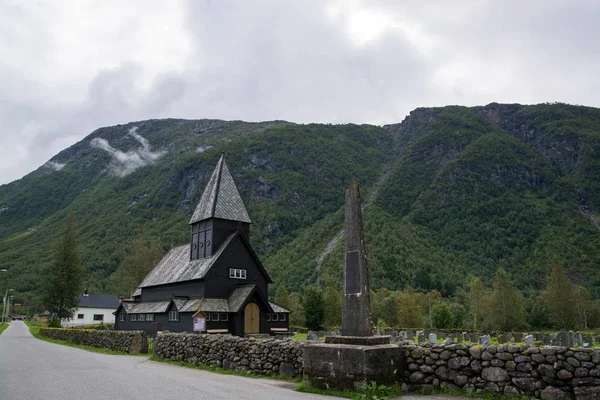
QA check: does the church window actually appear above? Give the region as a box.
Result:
[169,311,179,321]
[229,268,246,279]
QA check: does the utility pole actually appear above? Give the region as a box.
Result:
[1,269,7,324]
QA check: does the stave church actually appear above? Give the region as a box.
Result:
[114,154,290,336]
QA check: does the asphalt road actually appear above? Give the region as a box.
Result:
[0,322,467,400]
[0,321,335,400]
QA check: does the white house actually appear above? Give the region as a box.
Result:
[62,290,120,327]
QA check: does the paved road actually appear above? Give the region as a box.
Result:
[0,322,467,400]
[0,321,335,400]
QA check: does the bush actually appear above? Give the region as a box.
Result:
[48,317,61,328]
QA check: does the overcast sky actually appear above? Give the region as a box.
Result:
[0,0,598,185]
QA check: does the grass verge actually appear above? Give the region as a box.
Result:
[0,323,8,336]
[149,355,301,383]
[25,321,138,356]
[418,385,533,400]
[296,381,401,400]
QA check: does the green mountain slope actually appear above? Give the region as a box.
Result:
[266,103,600,297]
[2,102,600,307]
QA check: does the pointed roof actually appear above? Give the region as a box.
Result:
[190,154,252,224]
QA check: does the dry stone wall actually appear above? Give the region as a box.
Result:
[39,328,147,354]
[404,342,600,400]
[154,333,304,377]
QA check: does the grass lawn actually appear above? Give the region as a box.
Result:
[0,323,8,336]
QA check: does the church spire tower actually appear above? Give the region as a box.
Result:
[189,154,251,260]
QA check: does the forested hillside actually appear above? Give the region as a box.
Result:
[2,103,600,320]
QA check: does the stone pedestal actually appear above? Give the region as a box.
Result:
[303,341,403,391]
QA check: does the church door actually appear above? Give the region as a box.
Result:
[244,303,260,334]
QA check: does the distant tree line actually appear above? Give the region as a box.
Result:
[275,260,600,332]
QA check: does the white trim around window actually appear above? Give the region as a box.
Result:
[169,310,179,321]
[120,314,125,322]
[229,268,247,279]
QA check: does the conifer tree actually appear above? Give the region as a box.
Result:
[541,260,577,329]
[42,211,83,321]
[431,301,453,329]
[110,238,162,298]
[302,286,325,330]
[274,283,290,309]
[486,268,526,331]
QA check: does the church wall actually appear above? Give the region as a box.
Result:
[204,236,268,299]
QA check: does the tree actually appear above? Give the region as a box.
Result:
[540,260,577,329]
[486,268,526,331]
[274,283,290,309]
[323,285,341,329]
[397,286,424,328]
[302,286,325,330]
[431,301,453,328]
[288,292,304,327]
[110,238,163,298]
[574,285,592,330]
[467,277,486,330]
[42,211,83,321]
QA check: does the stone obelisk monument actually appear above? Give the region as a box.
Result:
[341,178,373,337]
[303,179,401,390]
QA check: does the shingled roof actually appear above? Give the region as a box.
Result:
[136,233,237,289]
[190,154,252,224]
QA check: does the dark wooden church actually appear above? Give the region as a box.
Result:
[115,155,290,336]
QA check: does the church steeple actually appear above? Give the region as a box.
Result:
[189,154,251,260]
[190,153,251,225]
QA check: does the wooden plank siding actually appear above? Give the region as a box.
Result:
[204,235,268,299]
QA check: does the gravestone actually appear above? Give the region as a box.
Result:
[479,335,491,346]
[400,331,408,341]
[497,334,507,344]
[304,180,401,391]
[375,327,382,336]
[576,332,583,347]
[550,333,559,346]
[559,330,569,346]
[513,333,523,342]
[525,335,534,346]
[391,330,398,340]
[407,329,415,341]
[536,333,545,343]
[307,332,319,341]
[568,331,576,347]
[542,335,550,346]
[418,332,426,343]
[470,333,479,343]
[428,333,437,343]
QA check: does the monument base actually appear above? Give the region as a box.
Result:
[325,335,390,345]
[303,342,403,391]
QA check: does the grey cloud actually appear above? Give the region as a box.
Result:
[1,0,599,185]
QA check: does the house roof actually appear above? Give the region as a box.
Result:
[228,284,273,313]
[189,154,252,224]
[76,294,120,309]
[228,285,255,313]
[136,232,237,289]
[124,301,171,314]
[269,301,292,314]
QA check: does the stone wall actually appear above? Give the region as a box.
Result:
[404,342,600,400]
[40,328,147,354]
[154,333,304,377]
